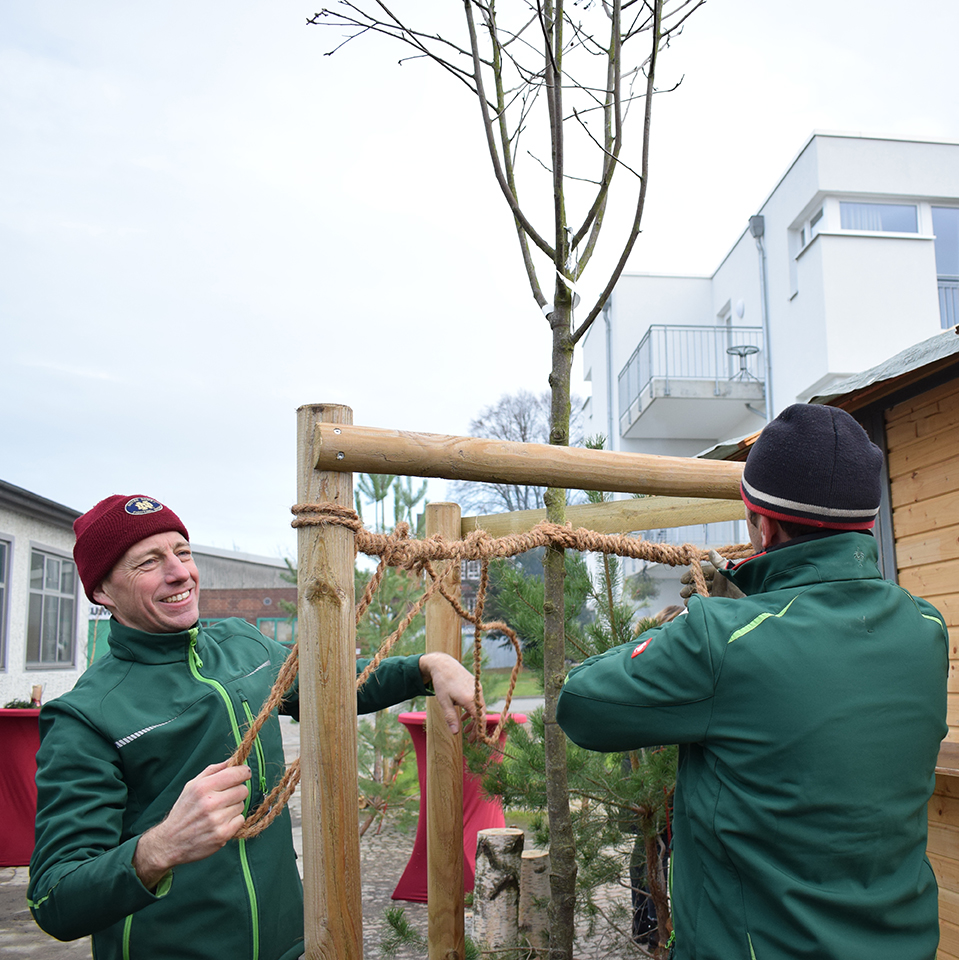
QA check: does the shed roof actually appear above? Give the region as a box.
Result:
[810,327,959,410]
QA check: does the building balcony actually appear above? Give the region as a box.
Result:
[939,278,959,329]
[618,325,765,440]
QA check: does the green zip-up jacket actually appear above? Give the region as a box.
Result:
[27,617,429,960]
[556,533,948,960]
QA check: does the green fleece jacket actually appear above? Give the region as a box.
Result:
[557,533,948,960]
[27,618,429,960]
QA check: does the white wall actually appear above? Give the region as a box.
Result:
[0,509,87,706]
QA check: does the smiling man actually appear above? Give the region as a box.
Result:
[28,494,482,960]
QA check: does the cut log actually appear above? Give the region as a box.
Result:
[473,827,524,951]
[519,848,550,956]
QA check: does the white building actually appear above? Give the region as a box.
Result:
[583,132,959,459]
[579,132,959,613]
[0,481,87,706]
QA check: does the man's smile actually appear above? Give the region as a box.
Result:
[161,591,192,604]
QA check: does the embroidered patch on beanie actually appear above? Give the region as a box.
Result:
[124,497,164,516]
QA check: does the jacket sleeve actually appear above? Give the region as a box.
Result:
[27,701,172,941]
[556,598,721,752]
[355,654,428,714]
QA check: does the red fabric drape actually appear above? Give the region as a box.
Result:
[0,708,40,867]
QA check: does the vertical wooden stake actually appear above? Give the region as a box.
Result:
[296,404,362,960]
[425,502,465,960]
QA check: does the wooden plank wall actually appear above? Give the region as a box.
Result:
[886,377,959,738]
[885,377,959,957]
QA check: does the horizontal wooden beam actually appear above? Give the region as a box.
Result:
[462,496,745,538]
[313,424,743,500]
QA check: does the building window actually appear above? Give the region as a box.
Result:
[839,201,917,233]
[257,617,296,648]
[27,549,77,666]
[933,206,959,329]
[0,540,8,669]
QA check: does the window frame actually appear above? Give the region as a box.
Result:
[0,534,11,672]
[838,200,919,235]
[26,543,79,669]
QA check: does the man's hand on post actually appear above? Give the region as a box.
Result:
[418,651,484,735]
[679,550,746,605]
[133,761,251,891]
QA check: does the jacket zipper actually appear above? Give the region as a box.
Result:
[186,631,261,960]
[240,695,269,797]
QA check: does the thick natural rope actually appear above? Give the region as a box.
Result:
[230,502,751,836]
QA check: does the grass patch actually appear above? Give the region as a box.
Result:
[479,667,542,703]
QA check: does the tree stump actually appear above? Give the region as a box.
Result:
[472,827,524,951]
[519,849,550,955]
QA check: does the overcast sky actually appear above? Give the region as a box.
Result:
[3,0,958,559]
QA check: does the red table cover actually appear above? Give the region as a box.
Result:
[0,708,41,867]
[392,710,527,903]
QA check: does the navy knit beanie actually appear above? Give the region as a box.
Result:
[741,404,883,530]
[73,495,190,601]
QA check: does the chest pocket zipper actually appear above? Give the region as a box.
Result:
[239,693,269,798]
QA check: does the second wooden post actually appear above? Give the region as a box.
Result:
[425,502,466,959]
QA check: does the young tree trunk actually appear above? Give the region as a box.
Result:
[544,293,577,960]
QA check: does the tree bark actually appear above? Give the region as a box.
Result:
[472,827,525,951]
[520,849,551,956]
[544,290,577,960]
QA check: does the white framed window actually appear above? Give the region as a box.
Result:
[0,538,9,670]
[27,548,77,667]
[839,201,918,233]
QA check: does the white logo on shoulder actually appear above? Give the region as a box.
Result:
[124,497,163,516]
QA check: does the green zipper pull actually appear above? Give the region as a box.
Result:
[189,634,204,670]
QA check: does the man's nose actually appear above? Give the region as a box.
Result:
[163,554,192,580]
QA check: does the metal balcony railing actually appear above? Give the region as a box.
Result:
[618,324,765,426]
[939,278,959,329]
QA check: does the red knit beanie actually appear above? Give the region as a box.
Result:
[73,495,190,601]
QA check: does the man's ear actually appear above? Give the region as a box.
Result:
[759,514,777,550]
[92,583,113,609]
[759,514,789,549]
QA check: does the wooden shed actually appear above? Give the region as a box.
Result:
[811,327,959,957]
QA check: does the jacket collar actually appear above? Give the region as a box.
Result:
[107,618,201,665]
[725,532,881,596]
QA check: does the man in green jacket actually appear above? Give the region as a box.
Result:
[557,404,949,960]
[28,494,482,960]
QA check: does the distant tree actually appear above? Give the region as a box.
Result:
[449,389,583,515]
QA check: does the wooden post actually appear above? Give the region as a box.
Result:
[473,827,525,951]
[296,404,362,960]
[425,502,466,960]
[519,849,551,956]
[311,423,744,499]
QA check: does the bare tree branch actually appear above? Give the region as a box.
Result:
[571,0,662,345]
